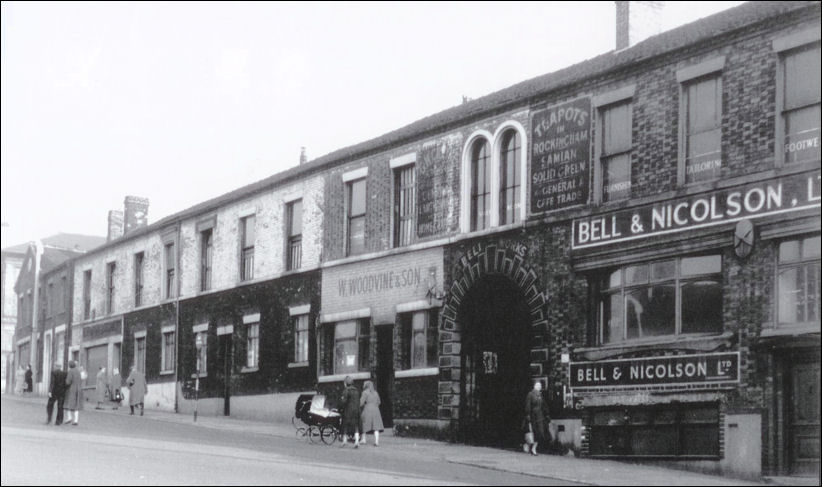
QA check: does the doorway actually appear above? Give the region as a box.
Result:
[217,334,232,416]
[376,325,394,427]
[788,360,820,476]
[460,275,533,447]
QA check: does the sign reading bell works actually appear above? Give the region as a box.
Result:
[572,170,821,250]
[530,97,592,214]
[570,352,740,389]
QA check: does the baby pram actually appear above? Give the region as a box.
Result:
[292,394,341,445]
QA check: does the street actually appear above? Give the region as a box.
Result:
[0,396,574,486]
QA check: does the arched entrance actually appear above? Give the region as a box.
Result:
[460,275,532,446]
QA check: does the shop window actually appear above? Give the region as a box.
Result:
[134,336,146,374]
[394,165,416,247]
[161,331,175,372]
[293,314,309,364]
[778,235,821,326]
[681,75,722,184]
[286,199,302,270]
[240,215,255,281]
[599,101,632,202]
[399,309,439,370]
[499,130,521,224]
[470,138,491,231]
[347,179,367,256]
[329,319,369,375]
[598,255,722,344]
[779,42,821,165]
[589,403,719,458]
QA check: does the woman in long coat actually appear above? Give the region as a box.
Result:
[126,366,147,416]
[24,365,33,393]
[63,360,83,425]
[94,366,108,409]
[359,380,384,446]
[524,380,550,455]
[339,376,361,448]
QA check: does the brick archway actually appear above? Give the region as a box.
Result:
[437,242,548,432]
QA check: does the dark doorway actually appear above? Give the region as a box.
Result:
[460,275,532,447]
[788,359,820,476]
[217,334,232,416]
[376,325,394,427]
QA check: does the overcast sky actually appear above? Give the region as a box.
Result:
[1,1,744,249]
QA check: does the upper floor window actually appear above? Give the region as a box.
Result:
[682,76,722,184]
[499,130,522,225]
[200,229,213,292]
[394,165,416,247]
[134,252,144,307]
[83,270,92,320]
[470,138,491,231]
[59,276,67,315]
[347,179,367,256]
[240,215,255,281]
[780,43,821,165]
[164,242,176,299]
[106,262,116,315]
[777,235,820,326]
[598,255,722,344]
[47,281,54,317]
[599,101,632,202]
[286,200,303,270]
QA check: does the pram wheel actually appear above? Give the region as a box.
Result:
[295,427,307,440]
[320,424,338,445]
[307,425,322,444]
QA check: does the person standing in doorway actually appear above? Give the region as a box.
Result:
[359,380,384,446]
[46,363,67,425]
[63,360,83,426]
[94,366,108,410]
[126,365,146,416]
[24,364,33,394]
[524,380,550,456]
[339,376,361,448]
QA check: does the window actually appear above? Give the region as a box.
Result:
[246,322,259,369]
[347,179,367,256]
[240,215,255,281]
[470,138,491,231]
[332,319,369,375]
[162,331,175,372]
[682,76,722,184]
[286,200,302,270]
[200,230,213,291]
[394,165,416,247]
[400,309,439,369]
[135,336,146,373]
[195,331,208,375]
[589,403,719,457]
[164,243,176,299]
[780,43,821,165]
[598,255,722,344]
[47,281,54,317]
[499,130,522,224]
[83,270,92,320]
[134,252,144,307]
[60,276,67,315]
[599,102,632,202]
[777,235,820,326]
[106,262,116,315]
[294,314,309,363]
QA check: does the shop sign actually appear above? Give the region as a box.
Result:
[530,97,592,214]
[572,170,821,250]
[570,352,739,389]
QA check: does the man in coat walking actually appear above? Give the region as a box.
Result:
[46,363,67,425]
[63,360,83,426]
[126,365,147,416]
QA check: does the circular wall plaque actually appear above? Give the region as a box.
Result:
[734,219,755,258]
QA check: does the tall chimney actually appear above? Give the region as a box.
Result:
[107,210,124,242]
[299,147,308,165]
[124,196,149,235]
[615,1,664,51]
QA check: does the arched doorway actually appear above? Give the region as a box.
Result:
[460,275,533,447]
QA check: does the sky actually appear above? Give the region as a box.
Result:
[1,1,745,250]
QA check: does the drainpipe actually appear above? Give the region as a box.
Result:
[30,241,43,395]
[174,222,181,414]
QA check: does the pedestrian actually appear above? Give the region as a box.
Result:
[24,364,33,394]
[524,380,550,456]
[46,363,67,425]
[339,376,361,448]
[110,368,123,409]
[359,380,384,446]
[63,360,83,426]
[126,365,146,416]
[94,366,108,409]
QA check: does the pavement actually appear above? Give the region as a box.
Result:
[3,393,806,486]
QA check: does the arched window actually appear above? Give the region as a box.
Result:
[470,138,491,231]
[499,130,521,225]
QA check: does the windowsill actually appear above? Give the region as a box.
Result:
[575,331,733,361]
[760,323,820,338]
[395,367,439,378]
[159,370,174,376]
[190,373,207,379]
[318,371,370,383]
[241,367,259,374]
[288,361,309,369]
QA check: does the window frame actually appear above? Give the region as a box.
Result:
[239,214,256,281]
[83,270,92,320]
[293,314,309,364]
[346,178,367,257]
[331,319,370,375]
[596,99,633,204]
[164,242,176,299]
[286,199,303,271]
[498,129,522,225]
[774,38,821,167]
[106,261,116,315]
[200,229,213,292]
[399,308,439,370]
[393,164,417,247]
[246,321,260,369]
[469,138,492,232]
[134,335,147,374]
[195,330,208,377]
[775,235,821,327]
[134,252,144,307]
[161,330,176,373]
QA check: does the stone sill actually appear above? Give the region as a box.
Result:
[395,367,439,379]
[240,367,259,374]
[760,323,820,338]
[574,332,734,361]
[159,370,174,376]
[287,362,309,369]
[318,372,370,383]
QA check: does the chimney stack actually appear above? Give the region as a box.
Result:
[107,210,124,242]
[299,147,308,165]
[615,1,664,51]
[124,196,149,235]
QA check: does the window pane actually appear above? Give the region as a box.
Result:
[471,139,491,231]
[602,102,631,154]
[603,153,631,202]
[633,427,678,456]
[784,105,821,164]
[289,200,303,237]
[803,236,821,259]
[350,179,366,216]
[780,240,801,263]
[681,279,722,333]
[779,266,800,323]
[242,216,256,248]
[602,293,623,344]
[686,129,721,184]
[500,131,521,225]
[335,339,357,374]
[335,321,357,339]
[624,264,648,285]
[348,216,366,255]
[688,78,720,132]
[681,425,719,456]
[608,270,622,289]
[784,45,821,110]
[626,285,676,339]
[681,255,721,276]
[651,260,676,280]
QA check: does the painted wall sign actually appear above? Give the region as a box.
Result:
[570,352,739,389]
[530,97,592,214]
[417,141,458,238]
[572,170,821,250]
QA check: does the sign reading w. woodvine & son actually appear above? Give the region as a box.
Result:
[530,97,592,214]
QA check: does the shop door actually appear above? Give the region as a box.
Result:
[376,326,394,427]
[790,361,820,476]
[217,334,232,416]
